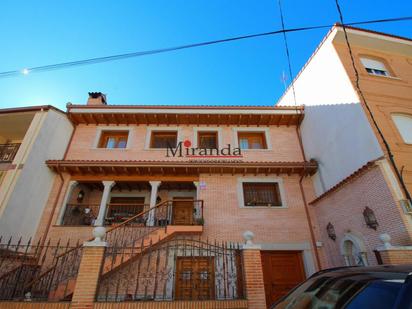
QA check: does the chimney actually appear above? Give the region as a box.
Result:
[87,92,107,105]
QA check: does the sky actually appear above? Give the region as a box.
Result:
[0,0,411,109]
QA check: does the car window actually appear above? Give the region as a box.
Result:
[344,280,402,309]
[273,274,404,309]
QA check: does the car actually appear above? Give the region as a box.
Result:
[270,265,412,309]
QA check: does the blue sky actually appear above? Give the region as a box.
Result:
[0,0,411,109]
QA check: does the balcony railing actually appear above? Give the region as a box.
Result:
[0,143,21,163]
[61,204,99,226]
[105,203,150,225]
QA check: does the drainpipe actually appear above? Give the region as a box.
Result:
[39,166,65,250]
[296,114,322,270]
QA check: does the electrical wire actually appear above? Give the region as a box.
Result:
[334,1,412,204]
[277,0,297,108]
[0,16,411,79]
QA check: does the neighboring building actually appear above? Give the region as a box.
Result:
[278,25,412,268]
[0,105,73,241]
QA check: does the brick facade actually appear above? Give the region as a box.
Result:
[311,165,412,268]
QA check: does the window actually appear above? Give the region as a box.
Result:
[360,57,390,77]
[98,131,128,148]
[150,131,177,148]
[238,132,267,149]
[392,114,412,144]
[242,182,282,207]
[198,131,218,149]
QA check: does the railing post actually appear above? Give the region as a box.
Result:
[242,231,266,309]
[71,227,107,309]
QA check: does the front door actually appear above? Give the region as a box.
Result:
[175,257,215,300]
[172,197,194,225]
[261,251,306,308]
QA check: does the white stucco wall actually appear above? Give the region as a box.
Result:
[0,110,73,241]
[277,29,359,106]
[301,104,383,195]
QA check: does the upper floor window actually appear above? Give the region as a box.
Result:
[392,114,412,144]
[238,132,267,149]
[150,131,177,148]
[360,57,390,77]
[198,131,218,149]
[98,131,128,149]
[242,182,282,207]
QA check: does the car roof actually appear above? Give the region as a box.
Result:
[314,265,412,278]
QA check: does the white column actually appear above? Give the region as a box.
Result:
[94,181,115,226]
[148,181,161,226]
[57,180,78,225]
[193,181,200,219]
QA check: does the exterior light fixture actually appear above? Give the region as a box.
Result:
[363,207,378,230]
[77,190,85,203]
[326,222,336,241]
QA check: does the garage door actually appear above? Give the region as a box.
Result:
[261,251,306,307]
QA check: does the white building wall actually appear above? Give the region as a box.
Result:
[0,110,73,241]
[277,29,359,106]
[301,104,383,195]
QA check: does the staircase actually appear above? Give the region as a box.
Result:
[29,199,204,301]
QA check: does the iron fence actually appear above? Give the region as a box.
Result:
[0,237,82,301]
[96,236,244,302]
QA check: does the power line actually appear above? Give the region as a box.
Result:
[1,16,411,79]
[334,1,412,204]
[277,0,297,107]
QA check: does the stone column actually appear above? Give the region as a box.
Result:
[148,181,161,226]
[57,180,78,224]
[94,181,115,226]
[242,231,266,309]
[193,181,200,219]
[71,227,107,309]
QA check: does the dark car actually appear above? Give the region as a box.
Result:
[271,265,412,309]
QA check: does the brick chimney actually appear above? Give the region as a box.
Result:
[87,92,107,105]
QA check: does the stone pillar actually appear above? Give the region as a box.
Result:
[148,181,161,226]
[71,227,107,309]
[242,231,266,309]
[94,181,115,226]
[57,180,78,224]
[376,233,412,264]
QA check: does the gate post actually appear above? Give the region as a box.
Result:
[242,231,267,309]
[71,227,107,309]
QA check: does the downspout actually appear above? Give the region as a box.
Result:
[39,166,65,250]
[296,113,322,271]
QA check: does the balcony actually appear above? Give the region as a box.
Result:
[0,143,20,163]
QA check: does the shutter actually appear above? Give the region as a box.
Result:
[360,58,387,71]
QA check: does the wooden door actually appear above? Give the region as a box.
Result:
[172,197,194,225]
[175,257,215,300]
[261,251,306,308]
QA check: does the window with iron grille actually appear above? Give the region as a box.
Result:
[242,182,282,207]
[198,131,218,149]
[98,131,129,148]
[150,131,178,148]
[238,132,267,149]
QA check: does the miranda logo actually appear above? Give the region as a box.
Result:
[166,140,243,158]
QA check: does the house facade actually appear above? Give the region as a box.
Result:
[278,25,412,268]
[0,93,320,307]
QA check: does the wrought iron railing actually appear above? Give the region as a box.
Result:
[97,237,244,302]
[61,203,99,226]
[105,203,150,225]
[0,237,81,301]
[0,143,21,163]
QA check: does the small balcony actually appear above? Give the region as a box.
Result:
[0,143,21,163]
